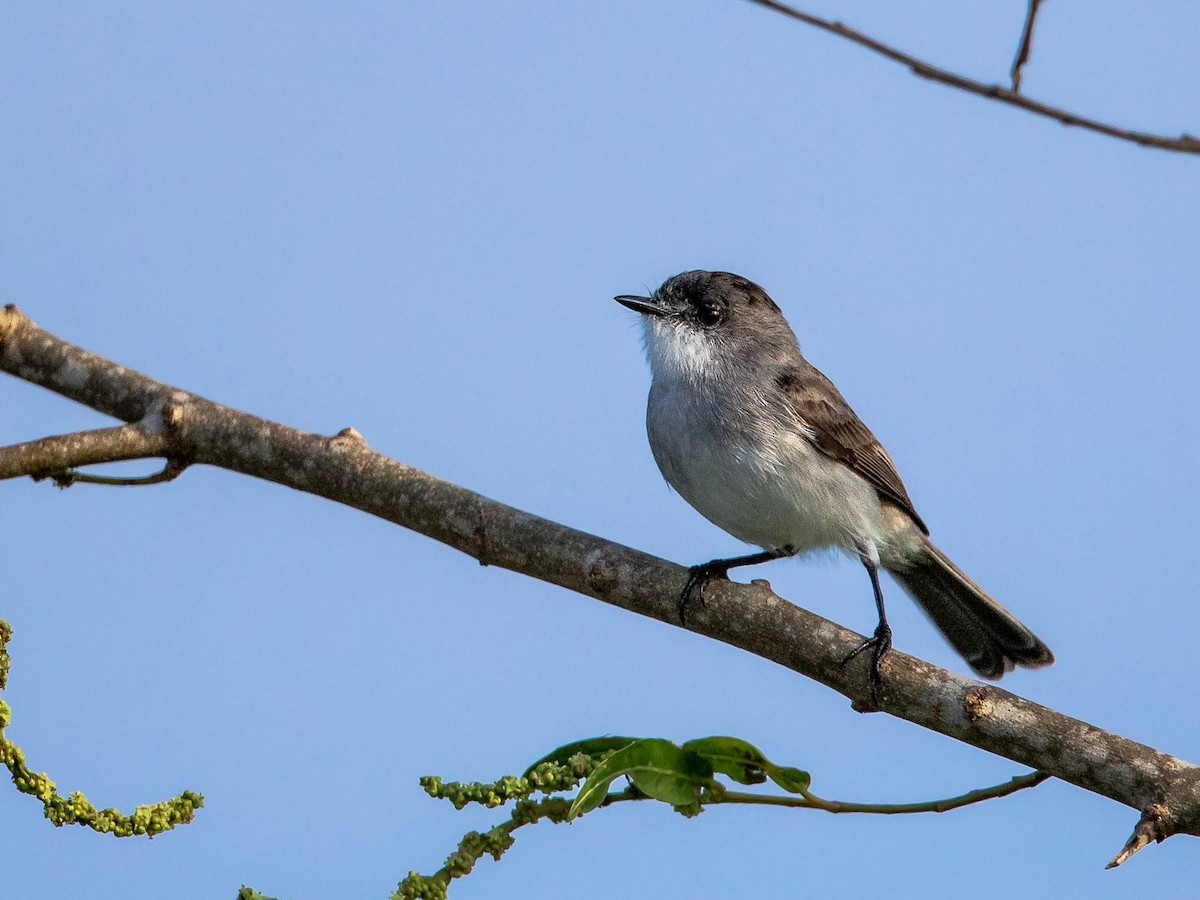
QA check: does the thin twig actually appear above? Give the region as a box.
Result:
[0,425,166,482]
[743,0,1200,155]
[45,458,189,488]
[717,770,1049,814]
[1010,0,1047,92]
[1108,804,1172,868]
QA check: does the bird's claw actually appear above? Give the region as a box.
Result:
[841,622,893,708]
[679,561,730,624]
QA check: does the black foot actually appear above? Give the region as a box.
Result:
[842,621,893,707]
[679,560,731,624]
[678,547,796,626]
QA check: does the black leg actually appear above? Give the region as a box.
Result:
[680,546,795,624]
[841,561,892,706]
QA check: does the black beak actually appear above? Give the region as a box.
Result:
[614,294,665,317]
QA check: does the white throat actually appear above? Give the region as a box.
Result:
[643,317,719,383]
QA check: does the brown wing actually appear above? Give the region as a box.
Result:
[776,364,929,535]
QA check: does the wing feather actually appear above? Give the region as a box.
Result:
[776,365,928,535]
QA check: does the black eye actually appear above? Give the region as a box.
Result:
[697,302,723,327]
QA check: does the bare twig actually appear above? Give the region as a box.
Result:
[1108,804,1172,868]
[718,770,1051,815]
[44,459,189,488]
[0,425,166,482]
[1010,0,1047,92]
[2,304,1199,864]
[0,393,190,486]
[743,0,1200,155]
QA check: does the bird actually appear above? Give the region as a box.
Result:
[614,270,1053,695]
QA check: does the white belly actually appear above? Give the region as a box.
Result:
[647,379,886,556]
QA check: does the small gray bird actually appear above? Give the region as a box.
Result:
[615,270,1053,690]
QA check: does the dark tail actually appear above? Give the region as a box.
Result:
[887,543,1053,679]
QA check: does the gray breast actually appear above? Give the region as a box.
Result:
[646,378,883,553]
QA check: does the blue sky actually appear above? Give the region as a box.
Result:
[2,2,1199,898]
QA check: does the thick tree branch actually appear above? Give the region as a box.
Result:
[2,304,1198,864]
[743,0,1200,155]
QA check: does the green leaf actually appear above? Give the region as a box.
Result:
[764,764,811,794]
[568,739,716,819]
[682,736,811,794]
[522,736,641,779]
[681,736,769,785]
